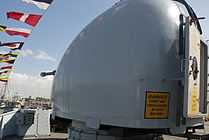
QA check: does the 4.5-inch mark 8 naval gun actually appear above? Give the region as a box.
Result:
[49,0,208,139]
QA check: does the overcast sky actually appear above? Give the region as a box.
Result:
[0,0,208,98]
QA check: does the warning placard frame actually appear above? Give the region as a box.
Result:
[144,91,170,119]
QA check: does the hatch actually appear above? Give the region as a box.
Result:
[183,17,208,117]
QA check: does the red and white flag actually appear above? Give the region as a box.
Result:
[0,66,12,70]
[0,25,31,38]
[7,12,42,27]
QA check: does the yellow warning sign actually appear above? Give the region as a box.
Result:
[145,92,170,119]
[192,29,199,54]
[191,85,198,114]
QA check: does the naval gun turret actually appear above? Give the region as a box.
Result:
[50,0,208,139]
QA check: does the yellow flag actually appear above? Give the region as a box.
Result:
[0,59,15,64]
[0,77,8,80]
[0,70,10,75]
[0,26,6,32]
[0,53,18,57]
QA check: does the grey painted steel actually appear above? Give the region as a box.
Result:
[16,109,51,137]
[68,120,160,140]
[183,17,190,117]
[199,40,208,113]
[51,0,205,132]
[0,109,51,139]
[0,109,18,139]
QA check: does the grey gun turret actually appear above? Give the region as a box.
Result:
[50,0,208,139]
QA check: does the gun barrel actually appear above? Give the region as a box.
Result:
[40,70,56,77]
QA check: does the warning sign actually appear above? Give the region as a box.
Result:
[145,92,170,119]
[191,85,198,114]
[192,28,199,54]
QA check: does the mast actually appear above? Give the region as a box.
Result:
[0,82,11,103]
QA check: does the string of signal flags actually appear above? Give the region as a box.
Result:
[0,0,53,83]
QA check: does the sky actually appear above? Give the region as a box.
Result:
[0,0,208,98]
